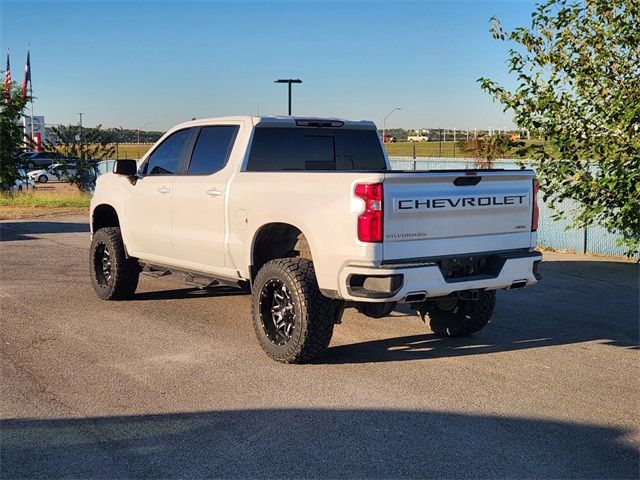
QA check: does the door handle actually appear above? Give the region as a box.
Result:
[157,186,171,194]
[206,189,223,197]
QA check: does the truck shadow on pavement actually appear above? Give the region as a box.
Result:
[1,408,637,479]
[323,259,639,364]
[0,221,90,242]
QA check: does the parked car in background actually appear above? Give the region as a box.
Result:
[19,152,65,170]
[28,163,77,183]
[10,169,35,191]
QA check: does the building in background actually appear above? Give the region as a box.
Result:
[23,115,45,150]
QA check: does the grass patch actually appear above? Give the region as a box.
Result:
[110,143,153,159]
[1,189,91,219]
[0,190,91,208]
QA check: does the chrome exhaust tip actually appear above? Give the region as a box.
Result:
[403,291,428,303]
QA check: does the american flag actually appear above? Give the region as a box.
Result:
[4,52,10,99]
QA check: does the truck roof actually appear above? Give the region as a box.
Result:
[169,115,377,131]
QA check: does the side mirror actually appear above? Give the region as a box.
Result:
[113,159,138,176]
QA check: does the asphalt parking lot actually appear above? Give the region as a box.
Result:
[1,215,638,479]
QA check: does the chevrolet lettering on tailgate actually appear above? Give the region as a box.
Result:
[395,194,529,211]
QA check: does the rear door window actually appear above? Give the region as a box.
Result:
[187,126,239,175]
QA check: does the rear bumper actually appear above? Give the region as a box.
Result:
[336,250,542,303]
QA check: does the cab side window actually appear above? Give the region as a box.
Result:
[187,126,239,175]
[144,129,192,175]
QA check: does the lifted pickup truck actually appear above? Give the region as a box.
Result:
[90,116,541,363]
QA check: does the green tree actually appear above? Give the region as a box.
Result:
[0,82,30,189]
[45,124,115,192]
[479,0,640,255]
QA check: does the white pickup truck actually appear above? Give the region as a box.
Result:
[90,116,541,363]
[407,134,429,142]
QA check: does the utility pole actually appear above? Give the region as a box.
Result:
[453,128,457,158]
[78,113,84,159]
[115,126,123,160]
[274,79,302,115]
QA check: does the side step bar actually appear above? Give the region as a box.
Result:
[141,263,248,291]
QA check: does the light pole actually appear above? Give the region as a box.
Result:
[382,107,401,145]
[274,79,302,115]
[137,122,152,158]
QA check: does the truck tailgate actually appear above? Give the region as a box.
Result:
[382,170,536,260]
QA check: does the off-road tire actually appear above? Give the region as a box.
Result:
[252,258,338,363]
[427,290,496,337]
[90,227,139,300]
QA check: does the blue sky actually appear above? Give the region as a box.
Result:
[1,0,536,131]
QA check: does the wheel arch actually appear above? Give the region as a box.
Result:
[92,204,120,234]
[250,222,314,281]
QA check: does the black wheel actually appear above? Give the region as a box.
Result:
[252,258,340,363]
[38,174,48,183]
[90,227,139,300]
[27,161,35,169]
[426,290,496,337]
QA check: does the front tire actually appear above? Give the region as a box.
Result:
[426,290,496,337]
[252,258,339,363]
[90,227,139,300]
[38,174,48,183]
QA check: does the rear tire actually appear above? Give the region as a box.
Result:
[426,290,495,337]
[90,227,139,300]
[252,258,339,363]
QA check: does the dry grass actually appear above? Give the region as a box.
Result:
[111,143,153,159]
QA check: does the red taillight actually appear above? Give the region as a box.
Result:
[355,182,383,242]
[532,179,539,231]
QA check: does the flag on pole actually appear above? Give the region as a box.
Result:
[21,49,31,99]
[4,51,10,100]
